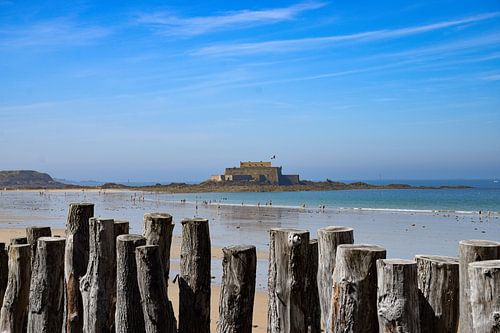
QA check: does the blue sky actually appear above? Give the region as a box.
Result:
[1,0,499,182]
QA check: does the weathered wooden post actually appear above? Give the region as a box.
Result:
[115,234,146,333]
[0,244,31,333]
[136,244,177,333]
[179,218,211,333]
[377,259,420,333]
[27,237,65,332]
[79,218,115,332]
[0,243,7,309]
[305,239,320,333]
[9,237,27,245]
[114,220,130,238]
[217,245,257,333]
[317,226,354,332]
[64,202,93,333]
[468,259,500,333]
[144,213,174,284]
[26,226,51,267]
[415,255,459,333]
[459,239,500,333]
[331,244,386,333]
[267,228,310,333]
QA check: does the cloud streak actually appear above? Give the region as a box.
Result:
[136,2,326,37]
[0,18,111,48]
[194,12,500,56]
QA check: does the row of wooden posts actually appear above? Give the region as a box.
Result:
[0,202,498,332]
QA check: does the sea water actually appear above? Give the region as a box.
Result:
[1,183,498,290]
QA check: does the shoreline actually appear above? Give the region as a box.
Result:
[2,188,498,216]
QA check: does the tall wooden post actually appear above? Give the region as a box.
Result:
[0,243,8,309]
[115,234,146,333]
[377,259,420,333]
[267,228,310,333]
[0,244,31,333]
[9,237,27,245]
[459,239,500,333]
[317,226,353,332]
[217,245,256,333]
[179,218,211,333]
[26,226,51,267]
[144,213,174,284]
[27,237,65,332]
[331,244,386,333]
[305,239,320,333]
[415,255,459,333]
[64,203,94,333]
[136,245,177,333]
[468,259,500,333]
[79,218,115,332]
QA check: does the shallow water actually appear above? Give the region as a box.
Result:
[1,189,498,290]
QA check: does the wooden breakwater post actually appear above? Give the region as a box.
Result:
[144,213,174,285]
[0,243,8,309]
[317,226,353,332]
[179,218,211,333]
[64,203,94,333]
[267,228,310,333]
[468,259,500,333]
[27,237,65,332]
[217,245,257,333]
[0,244,31,333]
[459,239,500,333]
[115,234,146,333]
[415,255,459,333]
[136,244,177,333]
[9,237,27,245]
[377,259,420,333]
[79,218,115,332]
[305,239,320,333]
[110,220,129,331]
[331,244,386,333]
[26,226,51,268]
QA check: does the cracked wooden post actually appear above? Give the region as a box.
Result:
[459,239,500,333]
[331,244,386,333]
[468,259,500,333]
[26,226,51,268]
[0,244,31,333]
[110,220,129,331]
[217,244,256,333]
[267,228,310,333]
[305,239,320,333]
[415,255,459,333]
[64,203,94,333]
[317,226,353,332]
[115,234,146,333]
[136,244,177,333]
[0,243,8,309]
[9,237,27,245]
[377,259,420,333]
[144,213,174,285]
[27,237,65,332]
[79,218,115,332]
[179,218,211,333]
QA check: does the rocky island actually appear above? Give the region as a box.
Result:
[0,168,471,192]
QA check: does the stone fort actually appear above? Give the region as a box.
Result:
[210,161,300,185]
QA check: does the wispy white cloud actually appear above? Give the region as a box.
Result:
[136,2,326,37]
[0,17,111,48]
[480,73,500,81]
[194,12,500,56]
